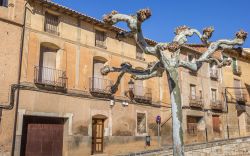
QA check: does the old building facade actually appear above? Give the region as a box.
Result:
[222,48,250,138]
[0,0,250,156]
[12,0,171,155]
[0,0,25,155]
[179,45,226,144]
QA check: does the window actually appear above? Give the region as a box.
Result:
[136,46,145,61]
[93,60,105,88]
[35,44,66,88]
[190,84,196,99]
[137,113,146,134]
[187,116,202,136]
[234,79,242,99]
[187,54,196,63]
[44,12,59,35]
[211,89,217,102]
[212,115,221,133]
[95,30,106,48]
[0,0,8,7]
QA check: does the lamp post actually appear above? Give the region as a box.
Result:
[128,79,134,91]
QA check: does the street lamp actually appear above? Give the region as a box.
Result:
[128,79,134,91]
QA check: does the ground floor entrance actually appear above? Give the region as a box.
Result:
[20,115,65,156]
[92,117,105,155]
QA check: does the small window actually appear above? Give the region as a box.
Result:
[44,12,59,35]
[0,0,8,7]
[137,113,146,134]
[95,30,106,48]
[211,89,217,102]
[190,84,196,99]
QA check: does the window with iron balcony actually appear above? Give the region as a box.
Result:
[189,84,203,108]
[187,54,197,75]
[34,45,67,90]
[210,63,218,80]
[44,12,59,35]
[232,58,242,76]
[95,30,107,49]
[89,59,113,98]
[210,89,223,110]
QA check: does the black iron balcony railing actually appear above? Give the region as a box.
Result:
[236,103,246,112]
[34,66,67,88]
[210,100,223,110]
[235,93,248,103]
[210,69,218,80]
[136,52,145,61]
[89,77,113,97]
[189,96,203,108]
[133,85,152,104]
[233,66,242,76]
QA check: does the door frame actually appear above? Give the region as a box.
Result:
[91,115,107,155]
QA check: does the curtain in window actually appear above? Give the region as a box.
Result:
[190,85,196,99]
[93,60,104,90]
[212,89,217,102]
[39,46,57,85]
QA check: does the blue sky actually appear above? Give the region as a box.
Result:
[53,0,250,47]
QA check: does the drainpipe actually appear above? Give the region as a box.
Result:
[6,1,28,156]
[225,88,230,139]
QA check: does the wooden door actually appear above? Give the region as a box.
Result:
[21,116,64,156]
[212,115,220,133]
[92,119,104,154]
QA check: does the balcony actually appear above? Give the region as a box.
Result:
[189,96,203,108]
[233,66,242,76]
[89,77,113,98]
[133,85,152,104]
[34,66,67,89]
[236,103,246,112]
[210,69,218,80]
[210,100,223,110]
[235,93,248,103]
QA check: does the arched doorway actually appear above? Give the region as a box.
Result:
[91,114,107,155]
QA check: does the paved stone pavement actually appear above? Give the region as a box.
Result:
[117,137,250,156]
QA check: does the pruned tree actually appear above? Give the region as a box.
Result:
[102,8,247,156]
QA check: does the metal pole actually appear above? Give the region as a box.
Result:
[158,122,160,147]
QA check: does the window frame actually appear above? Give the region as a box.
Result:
[211,88,217,102]
[95,30,107,49]
[0,0,8,7]
[136,111,148,136]
[44,12,60,35]
[190,84,196,99]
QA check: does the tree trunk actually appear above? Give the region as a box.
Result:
[167,69,184,156]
